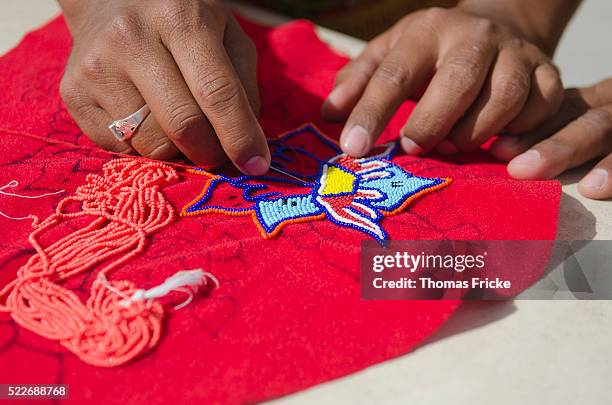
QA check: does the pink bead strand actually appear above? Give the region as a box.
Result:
[0,158,178,367]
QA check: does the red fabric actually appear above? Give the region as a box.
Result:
[0,15,560,404]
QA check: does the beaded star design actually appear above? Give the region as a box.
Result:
[181,124,451,241]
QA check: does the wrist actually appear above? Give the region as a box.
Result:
[456,0,569,56]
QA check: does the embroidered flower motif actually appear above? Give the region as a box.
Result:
[182,124,450,241]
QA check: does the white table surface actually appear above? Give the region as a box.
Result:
[1,2,610,404]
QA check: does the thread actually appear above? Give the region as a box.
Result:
[0,180,64,223]
[182,124,451,242]
[0,158,180,367]
[120,269,219,310]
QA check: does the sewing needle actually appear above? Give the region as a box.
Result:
[269,165,308,184]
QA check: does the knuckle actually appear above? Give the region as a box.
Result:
[167,109,206,141]
[440,58,482,99]
[159,0,191,30]
[579,109,612,133]
[472,17,497,37]
[444,57,482,83]
[539,138,572,159]
[107,12,145,46]
[79,53,106,81]
[220,130,250,156]
[503,38,542,58]
[338,59,377,85]
[160,0,222,38]
[160,0,186,14]
[374,60,409,90]
[197,72,241,112]
[422,7,448,23]
[59,77,94,118]
[491,72,530,109]
[503,37,526,50]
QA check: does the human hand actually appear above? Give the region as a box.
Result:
[321,7,563,158]
[58,0,270,175]
[492,78,612,200]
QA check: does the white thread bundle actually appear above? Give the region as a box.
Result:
[122,269,219,310]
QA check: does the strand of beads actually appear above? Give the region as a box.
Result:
[0,158,178,367]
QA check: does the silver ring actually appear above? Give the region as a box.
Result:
[108,104,151,142]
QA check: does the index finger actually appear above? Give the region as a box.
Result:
[162,17,270,175]
[339,29,436,157]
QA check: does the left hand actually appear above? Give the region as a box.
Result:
[491,78,612,200]
[320,7,563,158]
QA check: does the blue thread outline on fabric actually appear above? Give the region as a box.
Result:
[184,123,448,241]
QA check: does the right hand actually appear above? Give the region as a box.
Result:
[59,0,270,175]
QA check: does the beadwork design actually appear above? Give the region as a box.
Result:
[0,158,178,367]
[182,124,451,241]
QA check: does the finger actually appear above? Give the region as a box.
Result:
[581,77,612,106]
[162,17,270,175]
[339,31,436,157]
[60,78,135,155]
[579,153,612,200]
[124,43,226,166]
[490,87,591,161]
[91,72,183,161]
[401,41,496,154]
[507,106,612,180]
[225,15,261,117]
[321,33,391,121]
[447,47,536,151]
[504,63,563,134]
[81,106,135,155]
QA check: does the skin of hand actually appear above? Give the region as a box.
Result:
[491,78,612,200]
[321,5,570,159]
[57,0,271,175]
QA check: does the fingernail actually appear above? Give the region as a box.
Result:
[325,84,349,109]
[510,149,541,167]
[241,155,269,176]
[436,140,458,155]
[400,137,424,156]
[580,168,608,191]
[341,125,370,156]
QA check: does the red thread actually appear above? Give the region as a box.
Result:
[0,158,178,367]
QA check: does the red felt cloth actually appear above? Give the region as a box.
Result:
[0,15,560,404]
